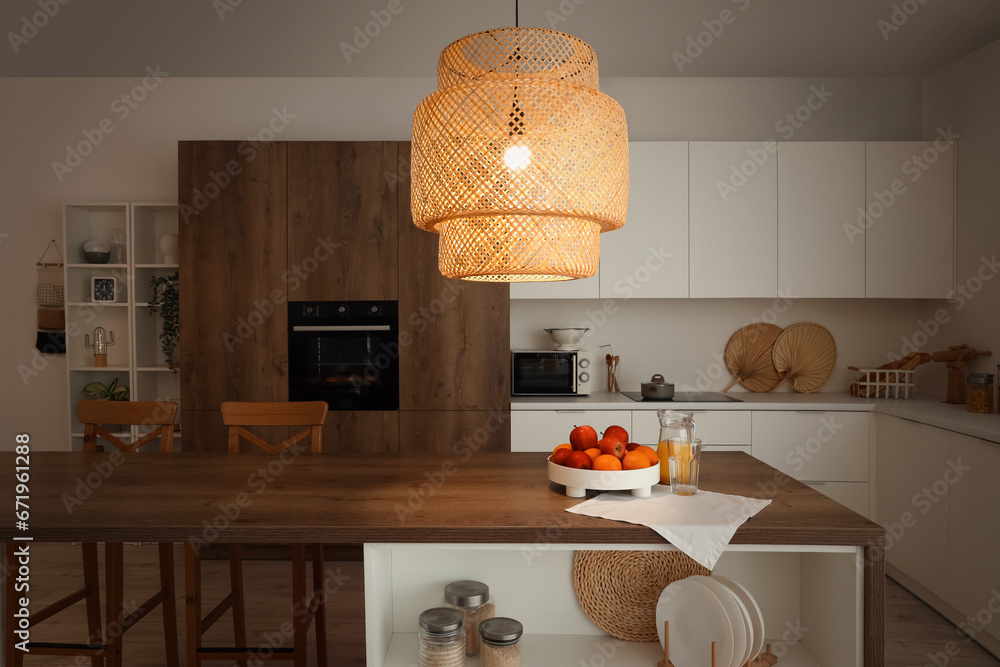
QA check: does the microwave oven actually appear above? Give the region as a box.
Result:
[511,350,595,396]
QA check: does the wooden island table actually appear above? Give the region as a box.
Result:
[2,451,884,666]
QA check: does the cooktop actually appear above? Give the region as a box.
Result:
[622,391,743,403]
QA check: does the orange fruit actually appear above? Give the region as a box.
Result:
[622,451,651,470]
[635,445,659,465]
[584,447,601,462]
[553,443,572,455]
[593,454,623,471]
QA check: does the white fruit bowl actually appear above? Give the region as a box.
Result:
[548,458,660,498]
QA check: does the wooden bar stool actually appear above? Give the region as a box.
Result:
[3,400,179,667]
[185,401,329,667]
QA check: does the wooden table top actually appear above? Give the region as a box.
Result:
[2,451,885,546]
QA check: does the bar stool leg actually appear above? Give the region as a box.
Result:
[291,544,308,667]
[228,544,248,667]
[158,543,179,667]
[81,542,105,667]
[104,543,124,667]
[312,544,328,667]
[184,544,202,667]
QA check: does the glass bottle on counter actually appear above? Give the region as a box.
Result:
[418,607,466,667]
[656,410,694,485]
[967,373,994,414]
[479,617,523,667]
[442,580,495,655]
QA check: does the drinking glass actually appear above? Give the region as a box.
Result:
[667,437,702,496]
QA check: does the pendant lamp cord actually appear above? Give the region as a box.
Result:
[515,0,518,27]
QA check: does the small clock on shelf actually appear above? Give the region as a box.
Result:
[91,276,117,303]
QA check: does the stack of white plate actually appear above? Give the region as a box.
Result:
[655,574,765,667]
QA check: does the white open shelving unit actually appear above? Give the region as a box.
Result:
[364,543,863,667]
[63,202,180,450]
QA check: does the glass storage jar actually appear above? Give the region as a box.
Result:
[967,373,994,414]
[418,607,465,667]
[656,410,694,484]
[443,580,495,656]
[479,617,523,667]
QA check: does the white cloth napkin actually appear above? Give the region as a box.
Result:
[565,485,771,570]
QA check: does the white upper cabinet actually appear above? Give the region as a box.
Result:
[599,142,689,299]
[864,142,955,298]
[689,142,778,298]
[777,143,866,298]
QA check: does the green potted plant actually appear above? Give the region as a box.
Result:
[83,378,130,432]
[148,272,179,373]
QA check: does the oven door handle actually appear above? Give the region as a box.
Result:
[292,325,392,332]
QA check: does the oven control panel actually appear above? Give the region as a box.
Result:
[293,301,397,320]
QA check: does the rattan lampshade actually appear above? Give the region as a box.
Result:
[411,27,629,281]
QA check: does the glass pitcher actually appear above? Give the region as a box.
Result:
[656,409,694,485]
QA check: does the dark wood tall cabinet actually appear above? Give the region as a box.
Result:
[178,141,510,452]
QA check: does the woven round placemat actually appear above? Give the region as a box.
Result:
[571,550,710,642]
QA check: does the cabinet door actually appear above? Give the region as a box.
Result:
[632,410,751,447]
[689,142,777,298]
[510,410,630,452]
[777,142,865,298]
[876,415,950,601]
[752,411,869,482]
[864,142,955,298]
[178,141,288,412]
[949,433,1000,644]
[398,410,510,453]
[599,142,688,298]
[397,143,510,411]
[287,142,398,301]
[510,273,600,299]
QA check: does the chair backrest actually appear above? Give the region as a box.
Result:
[220,401,328,454]
[78,400,179,453]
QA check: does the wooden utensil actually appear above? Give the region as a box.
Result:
[612,355,620,392]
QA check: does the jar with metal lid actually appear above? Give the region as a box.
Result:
[967,373,994,414]
[442,580,495,655]
[418,607,465,667]
[479,617,523,667]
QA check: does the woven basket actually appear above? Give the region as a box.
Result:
[571,550,710,642]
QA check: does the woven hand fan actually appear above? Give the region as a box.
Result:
[572,550,710,642]
[770,322,837,393]
[722,323,783,393]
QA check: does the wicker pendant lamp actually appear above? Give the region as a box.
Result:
[411,26,629,281]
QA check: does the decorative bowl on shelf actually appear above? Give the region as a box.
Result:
[547,458,660,498]
[544,327,589,350]
[83,240,111,264]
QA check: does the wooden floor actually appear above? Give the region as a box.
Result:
[11,543,1000,666]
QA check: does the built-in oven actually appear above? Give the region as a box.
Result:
[288,301,399,410]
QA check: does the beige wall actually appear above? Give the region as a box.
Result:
[0,75,926,449]
[918,39,1000,395]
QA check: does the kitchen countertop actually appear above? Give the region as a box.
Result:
[512,392,1000,444]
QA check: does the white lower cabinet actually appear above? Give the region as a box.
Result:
[365,543,863,667]
[876,415,950,602]
[948,432,1000,645]
[510,411,632,452]
[631,410,751,451]
[751,412,870,483]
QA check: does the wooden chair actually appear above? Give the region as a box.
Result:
[185,401,329,667]
[3,400,179,667]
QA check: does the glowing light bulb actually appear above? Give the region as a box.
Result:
[504,145,532,170]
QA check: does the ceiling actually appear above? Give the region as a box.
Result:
[2,0,1000,78]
